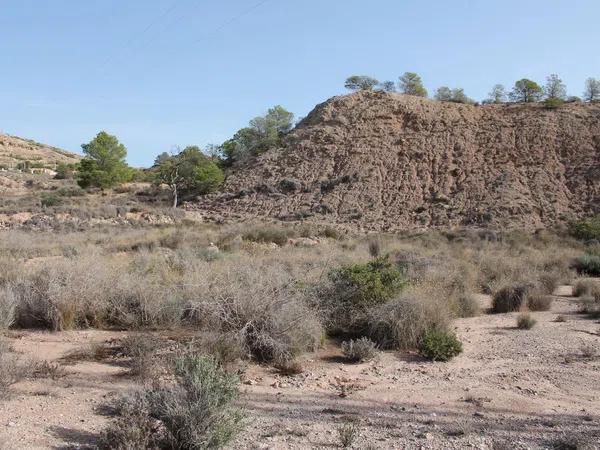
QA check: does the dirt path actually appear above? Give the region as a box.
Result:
[1,287,599,449]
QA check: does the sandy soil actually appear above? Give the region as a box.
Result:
[1,286,599,450]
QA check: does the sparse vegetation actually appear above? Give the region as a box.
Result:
[337,422,359,448]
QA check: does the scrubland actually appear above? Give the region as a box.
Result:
[0,217,599,448]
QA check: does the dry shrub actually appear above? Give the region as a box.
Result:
[341,337,377,362]
[274,359,304,376]
[516,313,536,330]
[573,279,600,300]
[491,284,534,313]
[183,257,323,363]
[0,340,28,397]
[368,287,451,350]
[0,286,17,329]
[120,334,164,379]
[526,293,554,311]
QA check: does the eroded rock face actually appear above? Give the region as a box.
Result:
[190,91,600,231]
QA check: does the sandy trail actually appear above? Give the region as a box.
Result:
[1,286,599,449]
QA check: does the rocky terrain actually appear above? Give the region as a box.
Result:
[190,91,600,231]
[0,133,80,169]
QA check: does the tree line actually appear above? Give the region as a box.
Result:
[66,72,599,208]
[344,73,600,106]
[68,104,295,207]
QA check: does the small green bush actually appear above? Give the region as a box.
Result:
[40,193,61,208]
[329,257,406,308]
[573,254,600,276]
[543,97,564,109]
[570,216,600,241]
[516,313,536,329]
[419,329,463,362]
[341,337,377,362]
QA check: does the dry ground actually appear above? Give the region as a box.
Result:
[0,286,598,450]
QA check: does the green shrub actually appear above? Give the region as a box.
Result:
[570,216,600,241]
[341,337,377,362]
[491,284,532,313]
[324,257,407,337]
[40,193,61,207]
[573,254,600,276]
[419,329,463,362]
[543,97,564,109]
[329,257,406,308]
[516,313,536,329]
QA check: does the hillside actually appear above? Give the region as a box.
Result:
[190,91,600,230]
[0,132,80,169]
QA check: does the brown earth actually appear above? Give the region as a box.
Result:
[0,133,80,169]
[1,286,599,449]
[189,91,600,231]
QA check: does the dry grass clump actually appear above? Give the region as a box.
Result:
[341,337,378,363]
[491,284,533,313]
[573,279,600,300]
[516,313,536,330]
[368,286,452,350]
[120,334,165,379]
[526,293,554,311]
[0,340,28,397]
[0,286,17,329]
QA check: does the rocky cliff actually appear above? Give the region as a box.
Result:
[190,91,600,231]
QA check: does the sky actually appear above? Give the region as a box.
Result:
[1,0,600,166]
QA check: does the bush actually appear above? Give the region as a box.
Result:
[544,97,564,109]
[120,334,164,379]
[337,422,359,448]
[99,393,158,450]
[242,226,294,246]
[573,254,600,276]
[0,286,16,329]
[40,193,61,207]
[578,296,600,319]
[368,290,451,350]
[324,257,406,336]
[516,313,536,329]
[341,337,377,363]
[418,329,463,362]
[570,216,600,241]
[527,293,553,311]
[103,355,242,450]
[0,340,27,398]
[491,284,533,313]
[151,355,243,449]
[329,256,406,308]
[573,280,600,300]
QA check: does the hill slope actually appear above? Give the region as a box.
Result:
[0,133,80,169]
[192,91,600,230]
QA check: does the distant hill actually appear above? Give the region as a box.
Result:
[190,91,600,231]
[0,133,80,169]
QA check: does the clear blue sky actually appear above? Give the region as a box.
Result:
[2,0,599,166]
